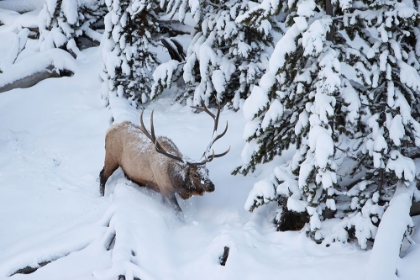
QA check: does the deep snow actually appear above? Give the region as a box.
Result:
[0,10,420,280]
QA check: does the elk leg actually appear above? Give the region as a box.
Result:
[163,193,183,214]
[99,168,106,196]
[123,171,132,182]
[99,164,118,196]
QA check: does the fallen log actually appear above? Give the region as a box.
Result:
[0,49,76,93]
[0,65,73,93]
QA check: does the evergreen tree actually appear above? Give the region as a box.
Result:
[344,0,420,247]
[101,0,160,105]
[150,0,276,109]
[185,0,276,108]
[38,0,106,53]
[237,0,420,248]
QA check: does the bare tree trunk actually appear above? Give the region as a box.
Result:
[325,0,335,42]
[410,200,420,216]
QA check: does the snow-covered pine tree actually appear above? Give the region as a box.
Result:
[101,0,159,105]
[38,0,106,54]
[237,0,347,242]
[236,0,420,248]
[342,0,420,248]
[185,0,276,108]
[150,0,275,109]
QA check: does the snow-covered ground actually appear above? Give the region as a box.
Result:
[0,10,420,280]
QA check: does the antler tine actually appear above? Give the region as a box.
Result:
[150,110,157,141]
[213,121,228,143]
[190,150,215,166]
[214,98,221,132]
[194,98,215,117]
[201,120,228,157]
[189,145,230,166]
[140,109,184,163]
[191,98,218,131]
[189,96,229,164]
[140,108,153,140]
[213,146,230,158]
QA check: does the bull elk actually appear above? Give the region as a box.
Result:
[99,100,229,213]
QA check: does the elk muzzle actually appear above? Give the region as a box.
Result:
[204,180,215,192]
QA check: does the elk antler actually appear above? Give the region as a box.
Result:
[190,97,230,165]
[140,109,185,163]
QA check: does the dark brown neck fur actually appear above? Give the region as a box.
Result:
[168,163,195,199]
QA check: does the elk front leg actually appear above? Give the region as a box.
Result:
[99,168,106,196]
[162,193,184,221]
[99,163,118,196]
[163,193,182,212]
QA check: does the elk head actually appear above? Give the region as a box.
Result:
[139,98,230,199]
